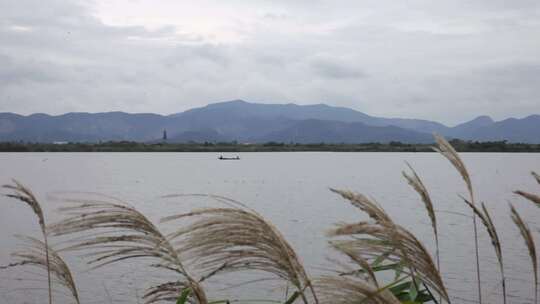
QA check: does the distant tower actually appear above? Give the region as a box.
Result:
[162,129,167,141]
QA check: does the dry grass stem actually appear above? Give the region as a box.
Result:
[47,196,207,304]
[3,180,52,304]
[162,205,318,304]
[316,276,401,304]
[402,162,440,272]
[462,199,506,304]
[510,204,538,304]
[2,235,80,304]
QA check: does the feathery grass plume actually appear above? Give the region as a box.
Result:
[329,189,449,302]
[332,242,379,287]
[462,199,506,304]
[533,171,540,184]
[162,206,318,304]
[329,223,449,303]
[143,281,194,304]
[316,276,401,304]
[514,190,540,206]
[433,133,482,303]
[402,162,440,272]
[2,180,52,304]
[329,189,392,224]
[2,235,80,304]
[432,135,473,200]
[47,196,207,304]
[510,204,538,304]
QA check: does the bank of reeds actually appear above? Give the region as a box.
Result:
[1,136,539,304]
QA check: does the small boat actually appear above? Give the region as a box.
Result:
[218,155,240,160]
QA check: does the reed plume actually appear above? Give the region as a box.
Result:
[2,235,80,304]
[161,205,318,304]
[510,204,537,304]
[462,199,506,304]
[2,180,52,304]
[433,134,482,303]
[316,276,401,304]
[47,195,207,304]
[329,189,449,302]
[402,162,439,272]
[332,242,379,287]
[144,281,203,304]
[514,190,540,206]
[329,189,392,224]
[533,171,540,184]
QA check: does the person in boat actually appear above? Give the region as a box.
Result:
[218,155,240,160]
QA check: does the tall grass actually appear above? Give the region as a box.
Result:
[46,196,208,303]
[402,162,439,272]
[3,180,53,304]
[316,276,401,304]
[510,204,537,304]
[532,171,540,184]
[328,189,449,302]
[433,134,482,304]
[161,195,318,304]
[515,190,540,206]
[1,135,539,304]
[462,199,506,304]
[2,235,80,304]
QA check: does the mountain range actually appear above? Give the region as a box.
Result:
[0,100,539,143]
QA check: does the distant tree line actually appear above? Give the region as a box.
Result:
[0,139,539,152]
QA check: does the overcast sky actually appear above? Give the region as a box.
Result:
[1,0,539,125]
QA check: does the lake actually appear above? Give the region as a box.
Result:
[0,152,539,303]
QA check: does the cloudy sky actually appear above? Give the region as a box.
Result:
[1,0,539,124]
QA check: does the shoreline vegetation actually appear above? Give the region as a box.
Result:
[1,139,540,152]
[1,135,539,304]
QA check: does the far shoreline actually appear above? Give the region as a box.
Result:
[1,140,539,153]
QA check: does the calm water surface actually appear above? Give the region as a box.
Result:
[0,152,539,303]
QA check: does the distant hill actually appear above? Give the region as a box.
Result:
[175,100,449,134]
[455,115,540,143]
[0,100,538,143]
[449,115,495,138]
[258,119,434,144]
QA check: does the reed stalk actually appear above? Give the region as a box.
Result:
[3,180,52,304]
[515,190,540,206]
[47,195,208,304]
[433,134,482,303]
[462,199,505,304]
[532,171,540,184]
[402,162,439,272]
[3,235,80,304]
[330,189,450,303]
[510,204,537,304]
[316,276,401,304]
[161,198,319,304]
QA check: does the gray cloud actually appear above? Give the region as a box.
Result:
[0,0,539,124]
